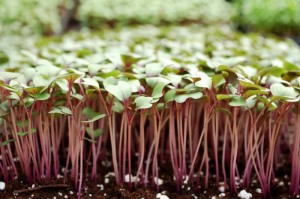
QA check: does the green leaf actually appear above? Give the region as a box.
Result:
[281,71,300,82]
[21,50,37,62]
[84,137,97,143]
[283,61,299,71]
[88,64,105,74]
[60,72,81,82]
[105,80,132,102]
[243,90,269,98]
[135,96,153,109]
[0,51,9,64]
[146,77,171,88]
[34,92,50,101]
[24,86,44,94]
[82,107,99,118]
[157,102,165,110]
[24,97,34,107]
[212,74,226,87]
[1,139,15,146]
[82,78,99,90]
[98,70,121,79]
[86,127,103,138]
[61,106,73,115]
[112,101,124,113]
[55,79,69,93]
[16,120,29,127]
[258,66,285,78]
[0,72,19,82]
[229,96,247,107]
[270,83,299,99]
[221,70,238,85]
[228,84,237,95]
[145,63,164,76]
[167,74,182,87]
[54,99,66,107]
[103,76,118,88]
[239,78,266,90]
[175,92,203,103]
[296,77,300,87]
[218,65,236,74]
[7,92,20,100]
[195,76,212,89]
[49,106,72,115]
[258,96,277,111]
[82,107,106,123]
[121,54,141,66]
[152,82,166,99]
[216,94,232,100]
[89,63,117,74]
[71,93,84,100]
[35,65,61,76]
[32,76,49,87]
[246,95,257,108]
[128,79,141,92]
[17,128,36,136]
[0,84,22,96]
[257,102,265,112]
[164,89,176,103]
[216,107,231,116]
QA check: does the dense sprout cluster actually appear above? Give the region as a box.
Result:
[235,0,300,35]
[0,0,72,35]
[2,0,300,37]
[78,0,232,27]
[0,0,232,35]
[0,26,300,198]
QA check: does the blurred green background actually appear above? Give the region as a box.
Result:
[0,0,299,37]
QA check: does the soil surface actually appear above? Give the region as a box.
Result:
[0,163,296,199]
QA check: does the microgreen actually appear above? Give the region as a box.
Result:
[0,25,300,198]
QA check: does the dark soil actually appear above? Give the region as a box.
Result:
[0,162,295,199]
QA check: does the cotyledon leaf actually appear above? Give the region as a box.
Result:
[175,92,203,103]
[86,127,103,139]
[49,106,72,115]
[270,83,299,99]
[195,76,212,89]
[105,80,132,102]
[34,92,51,101]
[17,128,37,136]
[145,63,165,77]
[82,77,100,90]
[229,96,247,107]
[82,107,106,123]
[152,82,167,99]
[135,96,154,109]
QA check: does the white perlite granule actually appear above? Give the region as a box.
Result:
[154,177,163,185]
[218,186,225,192]
[97,184,104,191]
[105,172,115,178]
[279,181,284,186]
[160,195,169,199]
[0,182,5,190]
[238,190,252,199]
[183,175,189,184]
[156,193,169,199]
[124,174,140,183]
[256,188,262,193]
